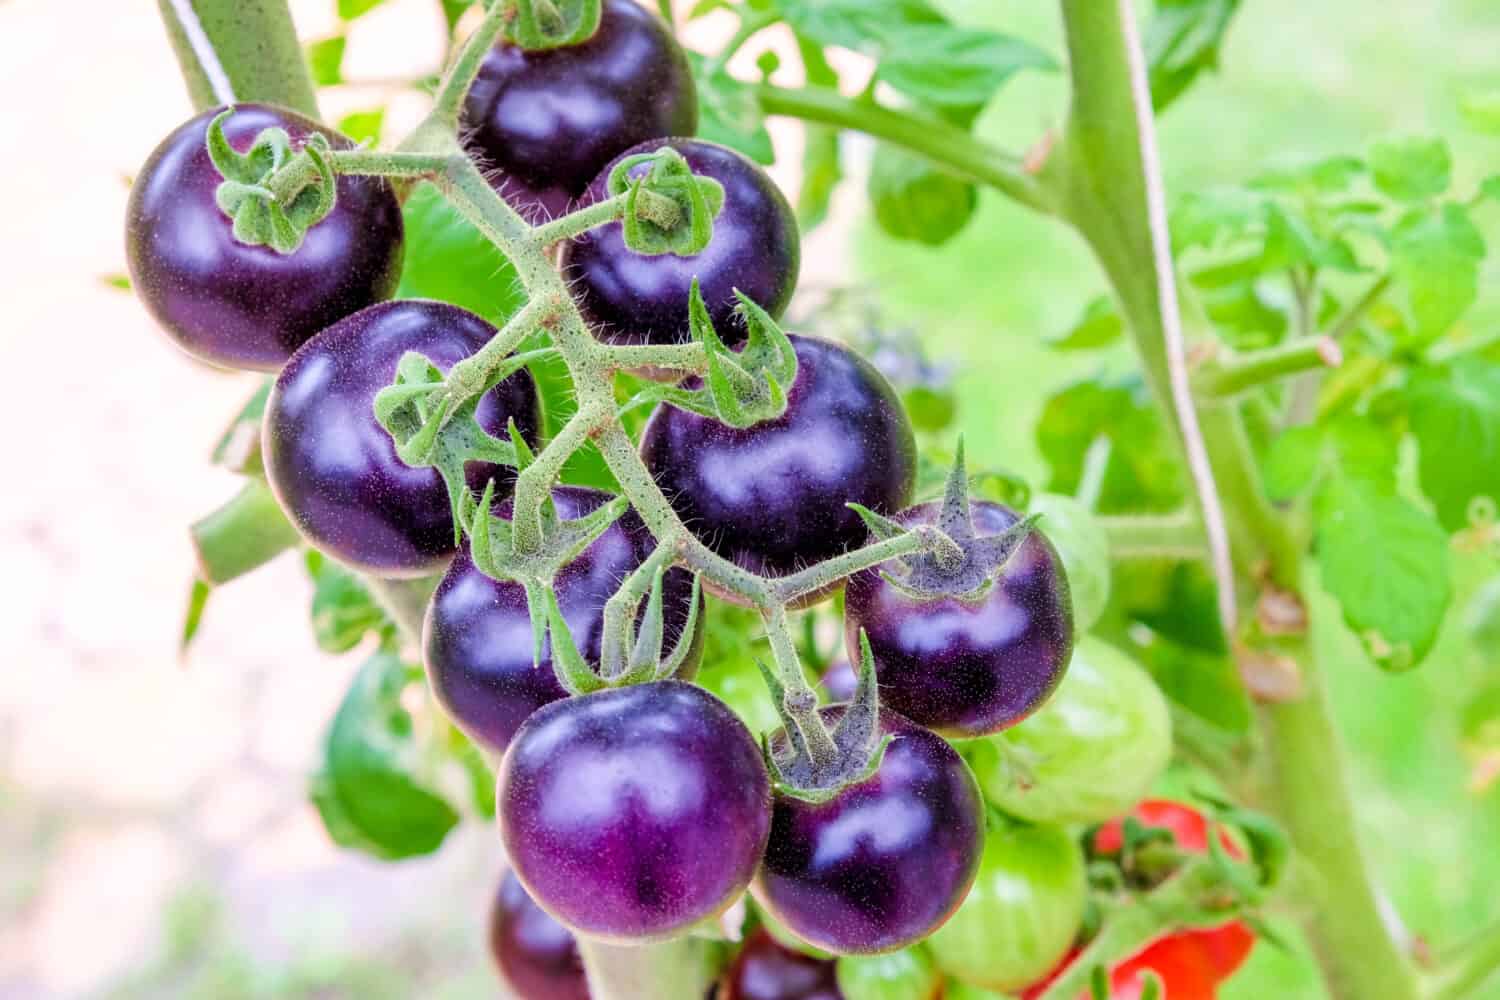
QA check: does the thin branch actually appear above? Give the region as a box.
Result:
[1113,0,1238,635]
[1193,337,1343,399]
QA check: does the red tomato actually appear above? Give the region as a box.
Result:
[1091,801,1255,981]
[1018,934,1219,1000]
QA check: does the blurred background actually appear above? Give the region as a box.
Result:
[2,0,1499,997]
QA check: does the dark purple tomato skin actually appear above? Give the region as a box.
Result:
[263,300,541,577]
[724,930,842,1000]
[751,708,983,956]
[640,335,916,602]
[462,0,697,222]
[500,681,771,943]
[125,104,404,371]
[489,870,590,1000]
[561,138,800,347]
[424,486,703,754]
[843,502,1074,739]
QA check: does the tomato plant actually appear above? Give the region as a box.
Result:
[135,0,1500,998]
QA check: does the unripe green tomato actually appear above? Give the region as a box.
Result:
[1027,493,1110,632]
[836,947,941,1000]
[926,822,1085,992]
[970,637,1171,826]
[868,145,977,247]
[943,982,1012,1000]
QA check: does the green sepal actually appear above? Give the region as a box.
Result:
[544,587,607,695]
[1139,971,1164,1000]
[506,0,602,50]
[608,148,726,257]
[624,569,668,681]
[205,110,339,255]
[1089,964,1110,1000]
[831,630,880,754]
[847,502,907,542]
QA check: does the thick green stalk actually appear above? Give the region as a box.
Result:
[190,479,300,584]
[1049,3,1418,998]
[157,0,319,116]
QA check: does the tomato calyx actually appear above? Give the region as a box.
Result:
[758,632,893,803]
[606,147,726,257]
[630,280,800,429]
[205,108,338,255]
[855,439,1039,601]
[504,0,603,51]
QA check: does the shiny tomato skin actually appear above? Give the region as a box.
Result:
[263,300,541,576]
[1093,801,1255,981]
[562,138,800,348]
[640,335,916,603]
[752,709,984,956]
[424,486,702,754]
[843,501,1074,739]
[723,930,843,1000]
[462,0,697,221]
[489,870,590,1000]
[125,104,403,371]
[499,681,771,943]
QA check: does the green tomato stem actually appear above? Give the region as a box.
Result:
[428,0,515,127]
[752,83,1053,214]
[531,192,631,245]
[1192,337,1342,399]
[1098,512,1207,561]
[190,479,300,585]
[157,0,319,116]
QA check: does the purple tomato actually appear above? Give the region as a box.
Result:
[425,485,702,754]
[640,335,915,602]
[489,870,590,1000]
[843,501,1073,739]
[724,929,843,1000]
[751,708,983,955]
[125,104,403,371]
[263,300,541,576]
[462,0,697,221]
[561,138,799,347]
[499,681,771,942]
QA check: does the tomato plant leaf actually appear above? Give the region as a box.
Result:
[1368,136,1452,202]
[1170,187,1263,253]
[1261,425,1324,502]
[798,126,841,230]
[1388,203,1486,338]
[1036,376,1186,513]
[1259,202,1360,272]
[441,0,476,36]
[868,144,977,247]
[1316,476,1451,671]
[1145,0,1243,111]
[306,35,347,87]
[688,54,775,164]
[305,551,396,654]
[336,108,384,145]
[1459,90,1500,135]
[1406,357,1500,531]
[775,0,944,54]
[311,652,461,860]
[396,183,525,323]
[1048,295,1124,351]
[875,26,1056,109]
[1248,155,1366,194]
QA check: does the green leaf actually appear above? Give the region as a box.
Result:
[180,578,212,653]
[306,35,346,87]
[1406,357,1500,532]
[1316,477,1451,671]
[210,380,272,474]
[1145,0,1242,111]
[1481,175,1500,202]
[1459,90,1500,135]
[1047,295,1124,351]
[1170,186,1263,253]
[688,54,774,164]
[338,0,389,19]
[1261,425,1323,502]
[305,551,395,654]
[1036,375,1185,513]
[441,0,476,35]
[1368,136,1452,202]
[1388,203,1486,338]
[311,653,461,860]
[396,184,525,323]
[867,144,977,247]
[876,26,1056,108]
[1248,155,1365,194]
[1259,202,1359,272]
[798,126,841,231]
[776,0,944,54]
[902,385,957,433]
[336,108,384,146]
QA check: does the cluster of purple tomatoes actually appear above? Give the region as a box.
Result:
[123,0,1075,991]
